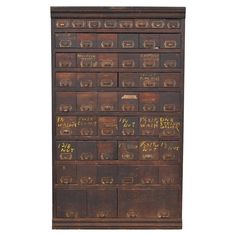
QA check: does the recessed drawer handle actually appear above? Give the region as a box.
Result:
[162,153,175,161]
[100,79,114,87]
[59,79,72,87]
[122,80,135,87]
[101,104,114,111]
[157,209,170,218]
[151,20,165,28]
[100,153,112,160]
[143,104,156,111]
[141,177,154,184]
[80,104,93,111]
[120,21,133,28]
[80,176,95,184]
[163,79,176,87]
[59,104,72,112]
[122,60,135,67]
[60,129,72,135]
[162,129,176,136]
[65,211,79,218]
[163,104,176,112]
[141,129,154,135]
[101,177,114,185]
[161,177,175,184]
[122,153,134,160]
[59,40,72,48]
[164,40,177,48]
[122,128,135,136]
[96,211,107,218]
[142,80,157,87]
[164,60,177,68]
[101,60,113,67]
[80,60,96,68]
[80,128,93,136]
[141,154,154,160]
[80,153,93,160]
[80,80,93,88]
[58,61,72,68]
[122,40,134,48]
[60,176,73,184]
[80,40,93,48]
[59,153,72,160]
[101,41,114,48]
[101,128,114,135]
[126,209,137,218]
[122,104,135,111]
[143,40,156,49]
[122,177,134,184]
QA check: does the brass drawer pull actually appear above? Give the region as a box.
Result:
[59,104,72,112]
[141,154,154,160]
[122,177,134,184]
[80,40,93,48]
[142,80,157,87]
[100,79,114,87]
[122,40,134,48]
[88,21,101,28]
[164,60,177,68]
[167,21,180,29]
[58,61,72,68]
[72,20,85,28]
[80,153,93,160]
[59,40,72,48]
[80,176,95,184]
[141,129,154,135]
[101,104,114,111]
[122,128,135,136]
[162,129,176,136]
[143,40,156,49]
[162,153,175,161]
[161,177,175,184]
[157,209,170,218]
[60,129,72,135]
[101,41,114,48]
[119,21,133,28]
[151,20,165,28]
[141,177,154,184]
[163,79,176,87]
[80,80,93,88]
[56,20,70,28]
[59,153,72,160]
[122,104,135,111]
[164,40,177,48]
[65,211,79,218]
[104,20,117,28]
[122,59,135,67]
[100,153,112,160]
[143,104,156,111]
[80,104,94,112]
[101,177,114,184]
[60,176,73,184]
[80,60,97,68]
[59,79,72,87]
[101,60,113,67]
[96,210,107,218]
[122,153,134,160]
[126,209,137,218]
[80,128,93,136]
[101,128,114,136]
[163,104,176,112]
[122,80,135,87]
[135,20,148,28]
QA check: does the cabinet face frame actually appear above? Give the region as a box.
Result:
[51,6,185,229]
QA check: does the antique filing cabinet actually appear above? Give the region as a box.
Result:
[51,7,185,229]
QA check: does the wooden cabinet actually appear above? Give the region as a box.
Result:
[51,6,185,229]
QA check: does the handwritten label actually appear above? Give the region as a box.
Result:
[160,142,180,151]
[120,118,135,128]
[58,143,74,153]
[140,117,159,128]
[56,117,77,128]
[140,141,159,152]
[77,54,96,59]
[159,117,180,131]
[77,117,97,126]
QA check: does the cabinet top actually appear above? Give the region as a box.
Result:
[51,6,186,18]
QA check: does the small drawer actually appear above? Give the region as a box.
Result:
[71,19,86,28]
[159,92,181,112]
[139,73,160,87]
[56,164,77,184]
[77,53,98,68]
[159,141,181,161]
[56,116,77,136]
[139,34,160,49]
[97,53,118,68]
[119,73,139,88]
[98,92,118,111]
[56,190,86,218]
[77,73,97,88]
[97,34,117,48]
[135,19,149,28]
[119,54,139,68]
[159,116,181,138]
[87,190,117,218]
[87,20,102,29]
[77,116,97,136]
[97,165,118,185]
[118,141,139,160]
[151,20,165,28]
[139,141,159,160]
[98,117,118,136]
[161,54,181,68]
[160,34,181,49]
[119,20,133,28]
[118,34,138,48]
[56,141,77,160]
[160,73,181,88]
[97,73,117,88]
[55,19,71,28]
[77,92,97,112]
[159,165,179,185]
[56,92,77,113]
[104,20,117,28]
[119,93,139,111]
[55,33,77,48]
[119,117,138,136]
[139,116,159,136]
[140,54,160,68]
[139,166,159,185]
[56,53,76,68]
[139,92,160,112]
[97,141,117,160]
[56,73,77,88]
[77,33,96,48]
[77,141,97,161]
[166,20,181,29]
[119,166,139,184]
[77,166,97,185]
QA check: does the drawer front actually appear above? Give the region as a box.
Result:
[97,34,117,48]
[56,73,77,88]
[119,93,139,111]
[77,141,97,161]
[55,33,77,48]
[56,190,86,218]
[97,166,118,185]
[77,73,97,88]
[118,166,139,184]
[118,141,139,160]
[77,166,97,185]
[118,34,138,48]
[77,117,97,136]
[161,54,181,68]
[139,116,159,136]
[98,117,118,136]
[159,165,179,185]
[160,34,181,49]
[56,53,76,68]
[98,92,118,111]
[119,54,139,68]
[56,142,77,160]
[97,141,117,160]
[77,33,97,48]
[97,73,117,88]
[139,34,160,49]
[139,141,159,160]
[56,92,77,113]
[56,116,77,136]
[56,164,77,184]
[77,92,97,112]
[119,117,139,136]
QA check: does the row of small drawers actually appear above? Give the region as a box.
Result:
[55,33,180,49]
[55,188,180,219]
[55,19,181,29]
[56,116,181,137]
[56,164,179,185]
[56,92,181,113]
[56,72,181,88]
[56,140,180,161]
[56,53,181,68]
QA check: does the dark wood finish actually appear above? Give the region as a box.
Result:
[51,6,185,229]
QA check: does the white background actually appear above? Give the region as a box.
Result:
[0,0,236,235]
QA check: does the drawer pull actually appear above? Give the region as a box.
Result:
[167,21,180,29]
[122,177,134,184]
[141,154,154,160]
[142,80,158,87]
[59,79,72,87]
[60,176,73,184]
[80,60,97,68]
[101,40,114,48]
[164,40,177,48]
[161,177,175,185]
[101,177,114,185]
[143,40,156,49]
[80,128,93,136]
[80,104,94,112]
[60,129,72,135]
[119,21,133,28]
[122,128,135,136]
[80,80,93,88]
[101,104,114,111]
[162,129,176,137]
[101,128,114,136]
[58,61,72,68]
[59,153,72,160]
[101,60,113,67]
[164,60,177,68]
[163,104,176,112]
[141,177,154,184]
[135,20,148,28]
[141,129,154,135]
[96,210,107,218]
[122,40,134,48]
[157,209,170,218]
[122,153,134,160]
[80,153,93,160]
[104,20,117,28]
[59,104,72,112]
[122,59,135,67]
[59,40,72,48]
[151,20,165,28]
[162,153,176,161]
[143,104,156,111]
[163,79,176,87]
[88,21,101,28]
[80,176,95,184]
[100,153,112,160]
[121,104,135,111]
[65,211,79,218]
[100,79,114,87]
[72,20,85,28]
[56,20,70,28]
[122,80,135,87]
[126,209,137,218]
[80,40,93,48]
